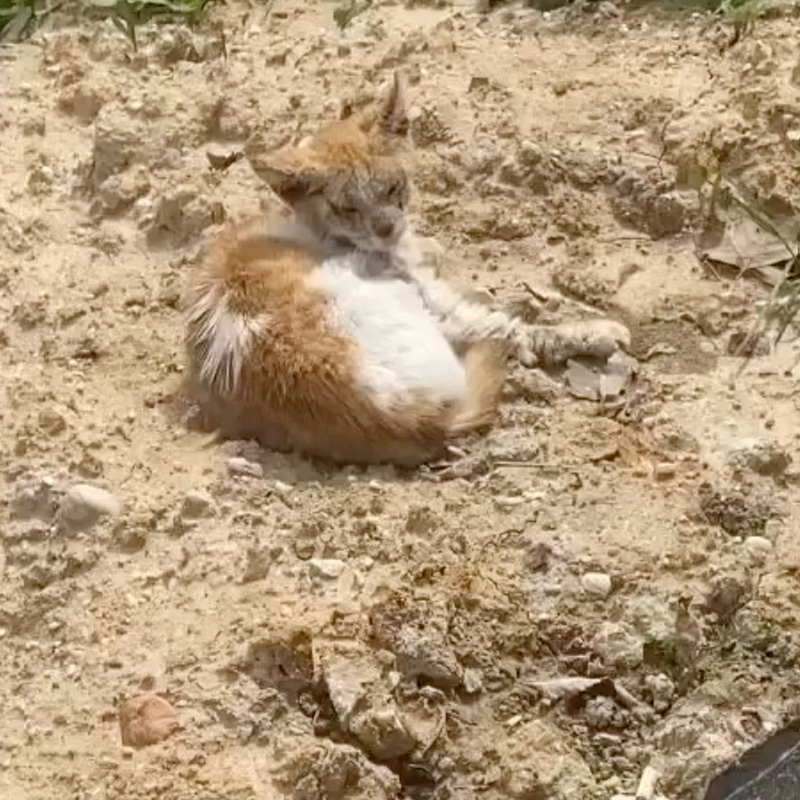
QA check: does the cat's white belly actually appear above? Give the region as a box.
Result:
[316,256,467,402]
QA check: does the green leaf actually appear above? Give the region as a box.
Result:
[0,4,32,41]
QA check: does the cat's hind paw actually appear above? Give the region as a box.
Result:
[521,318,631,368]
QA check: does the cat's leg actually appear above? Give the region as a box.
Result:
[411,267,630,368]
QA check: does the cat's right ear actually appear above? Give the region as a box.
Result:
[245,137,322,204]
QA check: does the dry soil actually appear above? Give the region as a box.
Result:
[2,1,800,799]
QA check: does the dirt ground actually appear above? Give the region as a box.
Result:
[2,0,800,798]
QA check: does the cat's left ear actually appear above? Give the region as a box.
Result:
[377,71,410,138]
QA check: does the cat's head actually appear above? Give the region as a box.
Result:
[246,71,412,255]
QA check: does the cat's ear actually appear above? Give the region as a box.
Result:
[254,163,319,204]
[245,138,323,204]
[377,71,409,138]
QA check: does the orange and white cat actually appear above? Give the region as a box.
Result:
[181,72,628,466]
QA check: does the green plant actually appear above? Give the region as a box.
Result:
[84,0,214,51]
[723,180,800,375]
[0,0,58,42]
[0,0,218,47]
[718,0,763,21]
[333,0,371,31]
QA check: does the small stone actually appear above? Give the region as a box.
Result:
[293,538,316,560]
[654,462,676,481]
[581,572,612,599]
[594,621,643,668]
[401,638,463,689]
[119,693,179,748]
[226,457,264,478]
[744,536,772,563]
[205,147,244,171]
[518,140,543,166]
[727,438,791,477]
[321,647,381,728]
[59,484,121,530]
[309,559,346,580]
[179,489,215,519]
[644,672,675,712]
[463,668,483,694]
[38,408,67,436]
[10,475,57,521]
[763,519,784,543]
[349,705,416,760]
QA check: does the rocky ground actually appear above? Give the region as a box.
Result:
[2,0,800,798]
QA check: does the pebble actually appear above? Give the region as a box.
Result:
[763,519,784,543]
[38,408,67,436]
[654,462,676,481]
[350,706,415,760]
[581,572,613,599]
[59,484,121,529]
[594,621,643,668]
[309,559,347,580]
[494,495,527,511]
[179,490,215,519]
[744,536,772,563]
[644,672,675,712]
[226,457,264,478]
[463,668,483,695]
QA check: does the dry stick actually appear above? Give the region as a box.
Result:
[493,460,556,468]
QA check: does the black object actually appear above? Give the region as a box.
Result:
[703,719,800,800]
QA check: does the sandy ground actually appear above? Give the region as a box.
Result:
[2,0,800,798]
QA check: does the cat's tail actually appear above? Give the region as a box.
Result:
[448,340,508,436]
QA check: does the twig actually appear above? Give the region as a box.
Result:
[493,460,557,468]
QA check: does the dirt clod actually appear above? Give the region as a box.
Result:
[118,693,179,748]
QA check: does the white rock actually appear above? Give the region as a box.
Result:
[226,457,264,478]
[309,559,347,580]
[581,572,612,599]
[745,536,772,562]
[463,668,483,695]
[59,484,121,528]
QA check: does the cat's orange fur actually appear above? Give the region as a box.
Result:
[182,73,506,466]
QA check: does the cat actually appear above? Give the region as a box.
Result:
[180,71,628,466]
